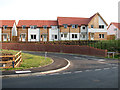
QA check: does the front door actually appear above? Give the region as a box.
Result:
[91,33,94,40]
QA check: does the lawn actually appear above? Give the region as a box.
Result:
[1,50,53,71]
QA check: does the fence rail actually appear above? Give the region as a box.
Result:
[0,51,22,69]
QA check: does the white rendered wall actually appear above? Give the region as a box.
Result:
[28,28,40,42]
[49,28,59,41]
[60,32,70,41]
[70,33,79,40]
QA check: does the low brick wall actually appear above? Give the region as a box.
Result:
[2,43,107,57]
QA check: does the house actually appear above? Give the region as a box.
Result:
[0,20,16,42]
[57,13,108,40]
[17,20,58,42]
[107,22,120,39]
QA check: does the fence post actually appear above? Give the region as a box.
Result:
[12,55,15,68]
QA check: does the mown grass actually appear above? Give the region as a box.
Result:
[1,50,53,71]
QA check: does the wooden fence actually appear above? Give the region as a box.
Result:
[0,51,22,69]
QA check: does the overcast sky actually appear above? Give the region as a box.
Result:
[0,0,119,25]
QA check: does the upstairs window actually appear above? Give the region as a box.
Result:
[43,26,47,29]
[64,25,67,28]
[22,25,26,29]
[114,28,117,31]
[51,26,57,29]
[72,25,75,28]
[99,25,104,29]
[82,26,86,29]
[72,25,78,28]
[91,25,94,28]
[30,25,37,29]
[3,25,7,29]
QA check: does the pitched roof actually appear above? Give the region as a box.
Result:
[17,20,58,27]
[57,12,108,26]
[108,22,120,30]
[0,20,15,27]
[57,17,90,26]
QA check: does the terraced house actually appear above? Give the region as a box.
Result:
[0,20,16,42]
[16,12,108,42]
[57,13,108,41]
[17,20,59,42]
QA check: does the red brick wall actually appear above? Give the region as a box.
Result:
[2,43,107,57]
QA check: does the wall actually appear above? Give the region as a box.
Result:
[2,43,107,57]
[0,28,1,41]
[2,27,12,41]
[17,27,28,41]
[28,28,40,42]
[49,28,59,41]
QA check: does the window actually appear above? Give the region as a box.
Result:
[64,34,67,38]
[99,34,102,38]
[72,34,77,38]
[61,34,63,37]
[102,34,104,38]
[51,26,57,29]
[43,26,47,29]
[99,25,104,29]
[4,34,7,39]
[3,25,7,29]
[72,25,75,28]
[83,35,85,38]
[75,25,78,28]
[82,27,85,29]
[64,25,67,28]
[20,34,26,39]
[75,34,77,38]
[72,25,78,28]
[55,35,57,39]
[91,25,94,28]
[30,25,37,29]
[114,28,117,31]
[31,35,36,39]
[22,25,26,29]
[72,34,74,38]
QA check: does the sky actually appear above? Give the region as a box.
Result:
[0,0,119,25]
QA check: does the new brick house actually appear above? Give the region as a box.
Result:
[107,22,120,39]
[0,20,16,42]
[16,12,108,42]
[17,20,58,42]
[57,13,108,41]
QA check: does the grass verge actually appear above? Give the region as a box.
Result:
[1,50,53,71]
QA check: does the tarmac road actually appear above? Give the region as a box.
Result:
[2,51,119,88]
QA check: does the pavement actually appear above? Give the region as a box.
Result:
[2,54,69,75]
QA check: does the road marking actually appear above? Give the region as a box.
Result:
[62,72,71,74]
[74,71,83,73]
[103,68,110,70]
[85,70,92,72]
[95,69,101,71]
[112,67,117,69]
[15,70,31,74]
[36,74,46,77]
[49,73,60,75]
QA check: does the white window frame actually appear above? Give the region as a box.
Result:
[31,34,37,40]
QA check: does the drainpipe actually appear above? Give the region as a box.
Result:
[79,26,81,41]
[86,25,88,40]
[69,26,70,40]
